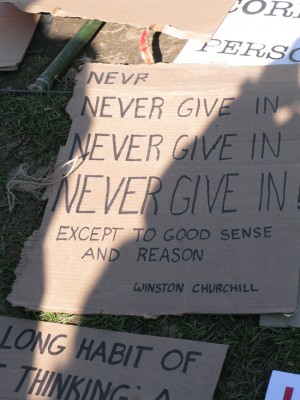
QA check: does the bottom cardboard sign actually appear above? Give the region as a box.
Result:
[0,316,228,400]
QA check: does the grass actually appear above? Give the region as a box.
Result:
[1,91,300,399]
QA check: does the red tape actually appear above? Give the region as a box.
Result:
[139,29,154,64]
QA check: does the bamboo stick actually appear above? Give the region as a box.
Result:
[31,19,104,91]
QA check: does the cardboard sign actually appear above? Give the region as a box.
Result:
[175,0,300,64]
[260,311,300,328]
[1,0,235,40]
[0,3,40,71]
[260,276,300,327]
[0,316,228,400]
[8,63,300,315]
[265,371,300,400]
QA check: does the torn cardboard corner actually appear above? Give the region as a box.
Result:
[0,316,228,400]
[8,63,300,316]
[0,3,40,71]
[1,0,235,40]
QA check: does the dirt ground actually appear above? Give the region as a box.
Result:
[0,16,186,90]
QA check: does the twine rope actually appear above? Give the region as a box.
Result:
[6,154,87,212]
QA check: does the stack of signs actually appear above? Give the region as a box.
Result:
[175,0,300,65]
[0,316,228,399]
[8,63,300,316]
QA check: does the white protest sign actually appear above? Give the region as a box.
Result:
[175,0,300,65]
[265,370,300,400]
